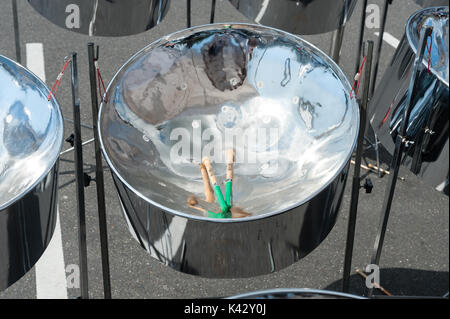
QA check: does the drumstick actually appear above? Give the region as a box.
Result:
[202,157,229,213]
[199,163,215,203]
[225,149,235,207]
[187,196,215,215]
[355,269,392,296]
[188,196,231,218]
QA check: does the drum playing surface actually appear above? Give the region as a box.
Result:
[0,55,63,210]
[99,23,359,220]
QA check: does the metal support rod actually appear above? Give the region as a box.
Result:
[64,117,93,130]
[187,0,191,28]
[329,25,346,64]
[370,0,392,97]
[210,0,216,23]
[355,0,368,75]
[367,26,433,298]
[88,43,112,299]
[342,40,374,293]
[70,53,89,299]
[12,0,21,63]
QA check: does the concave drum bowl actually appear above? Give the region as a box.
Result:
[99,23,359,278]
[0,55,63,290]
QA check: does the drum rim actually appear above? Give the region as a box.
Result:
[98,22,360,223]
[226,288,366,299]
[406,6,449,87]
[0,55,64,211]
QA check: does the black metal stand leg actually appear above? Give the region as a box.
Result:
[329,25,346,64]
[370,0,392,97]
[70,53,89,299]
[187,0,191,28]
[367,26,432,298]
[342,41,374,293]
[210,0,216,24]
[11,0,21,63]
[355,0,368,75]
[88,43,112,299]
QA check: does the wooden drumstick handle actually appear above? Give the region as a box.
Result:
[202,157,217,185]
[199,163,215,203]
[226,149,235,181]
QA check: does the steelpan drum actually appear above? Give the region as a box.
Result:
[0,55,64,290]
[28,0,170,37]
[415,0,449,7]
[99,23,359,278]
[369,6,449,194]
[228,289,365,299]
[229,0,357,35]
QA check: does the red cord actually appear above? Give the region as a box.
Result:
[350,55,367,100]
[47,58,71,101]
[95,60,108,103]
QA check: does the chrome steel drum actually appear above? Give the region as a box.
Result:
[229,0,357,35]
[228,289,365,299]
[0,55,64,290]
[369,7,449,194]
[415,0,449,7]
[99,23,359,278]
[28,0,170,37]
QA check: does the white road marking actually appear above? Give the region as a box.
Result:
[255,0,270,23]
[35,210,68,299]
[374,31,400,49]
[26,43,46,81]
[26,42,68,299]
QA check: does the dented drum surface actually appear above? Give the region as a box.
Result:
[0,55,63,290]
[369,7,449,194]
[99,24,359,277]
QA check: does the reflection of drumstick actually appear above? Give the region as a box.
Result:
[230,206,251,218]
[356,269,392,296]
[202,157,229,212]
[225,149,235,207]
[199,163,215,203]
[187,196,214,215]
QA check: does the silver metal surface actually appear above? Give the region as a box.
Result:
[229,0,357,35]
[0,55,63,290]
[227,288,365,299]
[99,23,359,277]
[415,0,449,7]
[28,0,170,37]
[369,7,449,194]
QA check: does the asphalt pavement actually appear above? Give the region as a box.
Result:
[0,0,448,299]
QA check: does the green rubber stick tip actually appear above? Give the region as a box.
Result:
[225,180,232,207]
[214,185,229,212]
[208,210,232,219]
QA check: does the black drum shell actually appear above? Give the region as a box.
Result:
[0,164,59,291]
[368,8,449,194]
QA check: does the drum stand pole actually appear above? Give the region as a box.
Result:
[370,0,392,98]
[11,0,21,63]
[329,25,346,64]
[70,52,90,299]
[354,0,368,75]
[88,43,112,299]
[342,40,374,293]
[187,0,191,28]
[367,26,432,298]
[210,0,217,24]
